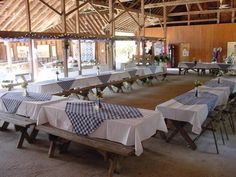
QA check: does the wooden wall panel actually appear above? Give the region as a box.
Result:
[145,23,236,62]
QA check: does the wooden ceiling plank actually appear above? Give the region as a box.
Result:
[39,0,61,15]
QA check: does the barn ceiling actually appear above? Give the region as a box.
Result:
[0,0,235,36]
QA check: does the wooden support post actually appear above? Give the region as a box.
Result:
[163,5,167,54]
[140,0,145,60]
[76,0,82,75]
[136,13,141,59]
[61,0,68,77]
[31,40,38,80]
[217,12,220,24]
[25,0,35,81]
[232,11,235,23]
[4,42,12,71]
[108,0,115,70]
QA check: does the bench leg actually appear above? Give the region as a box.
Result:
[108,154,121,177]
[48,134,58,158]
[30,127,39,142]
[58,140,71,154]
[16,128,28,148]
[1,121,9,131]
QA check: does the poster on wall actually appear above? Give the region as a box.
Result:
[182,48,189,57]
[17,46,28,58]
[154,41,163,56]
[227,42,236,57]
[37,45,50,58]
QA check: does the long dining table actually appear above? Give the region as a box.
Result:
[155,76,236,150]
[27,66,163,94]
[178,62,232,75]
[0,90,167,156]
[35,99,168,156]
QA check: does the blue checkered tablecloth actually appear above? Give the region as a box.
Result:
[1,92,52,113]
[65,102,143,135]
[174,92,218,112]
[57,79,75,91]
[97,74,111,84]
[148,66,157,74]
[217,63,231,70]
[128,69,137,77]
[204,79,235,93]
[185,62,196,68]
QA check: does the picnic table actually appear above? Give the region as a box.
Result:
[155,77,236,152]
[27,66,164,95]
[178,62,231,75]
[36,99,167,156]
[1,72,33,91]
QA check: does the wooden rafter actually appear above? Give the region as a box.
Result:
[39,0,61,15]
[168,8,236,17]
[145,0,219,9]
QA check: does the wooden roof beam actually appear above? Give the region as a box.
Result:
[91,0,162,18]
[145,0,219,9]
[197,3,203,11]
[39,0,61,15]
[168,8,236,16]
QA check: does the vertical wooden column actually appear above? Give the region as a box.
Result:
[76,0,82,75]
[25,0,36,81]
[232,11,235,23]
[61,0,68,77]
[140,0,145,60]
[108,0,115,70]
[136,13,141,59]
[217,12,220,24]
[4,42,12,70]
[163,5,167,54]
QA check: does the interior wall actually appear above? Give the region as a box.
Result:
[145,23,236,62]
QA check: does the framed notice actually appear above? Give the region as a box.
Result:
[17,46,28,58]
[37,45,50,58]
[227,42,236,57]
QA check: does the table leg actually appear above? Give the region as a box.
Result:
[167,120,197,150]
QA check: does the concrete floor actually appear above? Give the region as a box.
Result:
[0,73,236,177]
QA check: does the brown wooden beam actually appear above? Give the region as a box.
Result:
[145,0,218,9]
[168,8,236,17]
[39,0,61,15]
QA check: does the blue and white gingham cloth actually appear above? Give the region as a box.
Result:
[185,62,196,68]
[174,92,218,112]
[97,74,111,84]
[1,92,52,113]
[57,79,75,91]
[128,69,137,77]
[149,66,157,74]
[217,64,231,70]
[65,102,143,135]
[204,79,235,93]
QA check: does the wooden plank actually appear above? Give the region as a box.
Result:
[0,112,36,127]
[168,8,236,17]
[36,124,134,157]
[145,0,219,9]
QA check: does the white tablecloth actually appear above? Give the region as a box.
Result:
[0,91,68,120]
[27,66,163,94]
[36,99,168,156]
[156,87,228,134]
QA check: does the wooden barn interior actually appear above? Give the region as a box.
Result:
[0,0,236,177]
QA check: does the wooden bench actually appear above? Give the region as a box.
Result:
[1,73,33,91]
[0,111,36,148]
[36,124,135,177]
